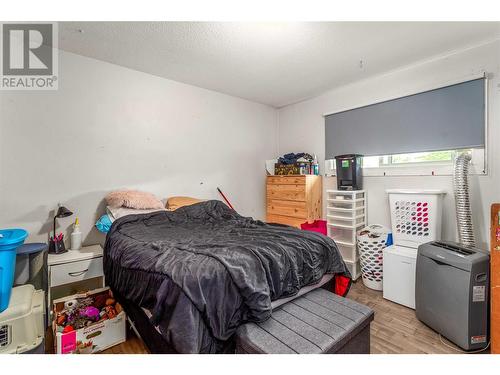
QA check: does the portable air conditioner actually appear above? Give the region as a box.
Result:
[415,241,489,351]
[0,284,45,354]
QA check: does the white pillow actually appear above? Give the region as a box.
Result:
[106,206,166,221]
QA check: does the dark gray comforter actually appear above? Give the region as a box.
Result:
[104,200,350,353]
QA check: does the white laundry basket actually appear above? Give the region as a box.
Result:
[357,225,390,291]
[386,189,446,248]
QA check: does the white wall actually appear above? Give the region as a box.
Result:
[278,40,500,249]
[0,50,278,245]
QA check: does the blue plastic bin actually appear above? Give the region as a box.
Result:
[0,229,28,312]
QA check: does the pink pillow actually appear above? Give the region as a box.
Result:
[105,190,164,210]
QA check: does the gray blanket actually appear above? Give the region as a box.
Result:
[104,200,350,353]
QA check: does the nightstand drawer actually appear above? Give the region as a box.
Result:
[50,257,103,287]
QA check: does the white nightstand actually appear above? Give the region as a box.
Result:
[47,245,105,314]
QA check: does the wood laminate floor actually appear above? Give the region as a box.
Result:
[47,280,486,354]
[100,334,149,354]
[347,280,475,354]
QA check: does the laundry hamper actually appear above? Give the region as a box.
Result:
[357,225,390,291]
[386,189,446,248]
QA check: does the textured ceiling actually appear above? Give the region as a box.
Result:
[59,22,500,107]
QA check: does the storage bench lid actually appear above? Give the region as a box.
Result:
[236,288,374,354]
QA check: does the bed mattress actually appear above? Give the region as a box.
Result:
[104,200,350,353]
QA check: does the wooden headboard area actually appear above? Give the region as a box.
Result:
[491,204,500,354]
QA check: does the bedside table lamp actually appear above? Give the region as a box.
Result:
[49,205,73,254]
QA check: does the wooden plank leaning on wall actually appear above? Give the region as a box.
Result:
[491,203,500,354]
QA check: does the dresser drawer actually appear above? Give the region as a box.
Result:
[267,199,307,218]
[267,176,306,185]
[267,214,305,228]
[267,184,306,202]
[50,257,104,287]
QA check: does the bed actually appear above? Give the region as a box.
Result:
[104,200,351,353]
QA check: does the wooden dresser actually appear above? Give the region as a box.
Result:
[266,175,322,228]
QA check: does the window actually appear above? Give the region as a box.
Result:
[325,148,485,176]
[362,149,472,168]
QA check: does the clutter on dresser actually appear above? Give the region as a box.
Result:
[275,162,300,175]
[274,152,320,176]
[326,190,366,280]
[357,225,390,291]
[52,287,126,354]
[49,205,73,254]
[334,154,363,190]
[265,159,278,175]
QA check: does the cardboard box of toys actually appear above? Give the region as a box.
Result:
[52,287,126,354]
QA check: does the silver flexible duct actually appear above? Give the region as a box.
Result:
[453,153,475,247]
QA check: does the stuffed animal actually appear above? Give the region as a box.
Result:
[115,302,122,314]
[93,294,108,309]
[56,313,66,326]
[80,306,100,322]
[55,291,121,329]
[105,305,117,319]
[79,297,94,308]
[64,299,78,312]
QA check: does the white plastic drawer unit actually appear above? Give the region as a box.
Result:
[50,257,104,287]
[383,245,418,309]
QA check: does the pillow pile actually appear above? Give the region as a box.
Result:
[166,196,204,211]
[102,191,204,223]
[106,205,166,221]
[105,190,164,210]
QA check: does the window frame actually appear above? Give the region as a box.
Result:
[325,148,486,177]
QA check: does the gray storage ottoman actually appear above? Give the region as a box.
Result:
[235,288,374,354]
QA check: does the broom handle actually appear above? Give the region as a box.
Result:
[217,187,234,210]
